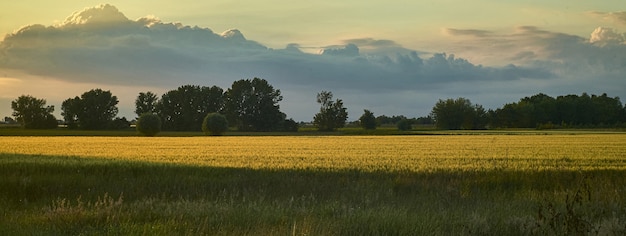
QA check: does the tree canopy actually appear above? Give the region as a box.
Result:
[157,85,224,131]
[11,95,57,129]
[61,89,119,130]
[490,93,625,128]
[225,78,285,131]
[431,97,487,130]
[135,91,159,118]
[313,91,348,131]
[359,109,377,130]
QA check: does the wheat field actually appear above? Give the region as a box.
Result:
[1,134,625,171]
[2,133,626,234]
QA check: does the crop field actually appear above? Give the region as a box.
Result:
[1,133,626,234]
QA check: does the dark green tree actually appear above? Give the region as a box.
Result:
[396,118,412,131]
[70,89,119,130]
[61,96,81,129]
[157,85,224,131]
[591,93,623,125]
[202,113,229,136]
[359,109,377,130]
[281,118,299,132]
[431,97,486,130]
[136,113,162,136]
[313,91,348,131]
[135,91,159,118]
[225,78,284,131]
[61,89,119,130]
[11,95,57,129]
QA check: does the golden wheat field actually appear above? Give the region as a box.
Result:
[2,134,625,172]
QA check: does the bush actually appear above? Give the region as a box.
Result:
[109,117,131,130]
[397,119,412,131]
[136,113,161,136]
[282,118,299,132]
[203,113,229,136]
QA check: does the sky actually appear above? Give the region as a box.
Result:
[1,1,625,122]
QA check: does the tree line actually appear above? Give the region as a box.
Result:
[431,93,626,129]
[8,79,626,132]
[8,78,350,133]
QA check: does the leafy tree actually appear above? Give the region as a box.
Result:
[489,92,625,128]
[158,85,224,131]
[61,96,81,129]
[397,118,412,131]
[359,109,377,130]
[136,113,162,136]
[376,115,409,126]
[591,93,623,125]
[202,113,228,136]
[61,89,119,130]
[225,78,284,131]
[313,91,348,131]
[135,91,159,118]
[431,97,486,130]
[11,95,57,129]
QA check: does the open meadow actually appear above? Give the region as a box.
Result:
[1,132,626,234]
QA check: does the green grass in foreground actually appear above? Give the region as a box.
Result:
[1,153,625,235]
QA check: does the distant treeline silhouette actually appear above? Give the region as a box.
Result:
[8,79,626,131]
[429,93,626,130]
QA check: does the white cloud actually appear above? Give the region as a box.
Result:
[0,4,624,121]
[589,27,625,45]
[61,4,129,26]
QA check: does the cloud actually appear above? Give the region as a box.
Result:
[61,4,129,26]
[320,44,359,57]
[0,4,624,121]
[443,28,493,37]
[590,11,626,25]
[589,27,625,45]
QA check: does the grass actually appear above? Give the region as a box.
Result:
[1,133,625,234]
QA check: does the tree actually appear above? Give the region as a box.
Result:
[61,89,119,130]
[158,85,224,131]
[431,97,486,130]
[135,91,159,118]
[397,118,412,131]
[359,109,377,130]
[11,95,57,129]
[313,91,348,131]
[136,113,162,136]
[202,113,228,136]
[225,78,284,131]
[61,96,81,129]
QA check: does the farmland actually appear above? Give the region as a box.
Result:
[1,133,626,234]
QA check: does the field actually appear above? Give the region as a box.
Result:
[1,132,626,234]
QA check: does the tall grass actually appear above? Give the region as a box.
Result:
[0,134,625,234]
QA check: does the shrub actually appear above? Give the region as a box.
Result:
[109,117,131,130]
[282,118,299,132]
[397,119,412,131]
[203,113,229,136]
[136,113,161,136]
